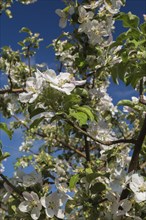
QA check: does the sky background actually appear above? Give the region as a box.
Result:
[0,0,146,176]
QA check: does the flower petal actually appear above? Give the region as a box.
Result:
[19,201,31,212]
[31,207,41,220]
[45,207,54,218]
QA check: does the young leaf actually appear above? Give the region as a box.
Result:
[69,174,79,190]
[29,108,46,118]
[0,123,13,139]
[117,12,140,28]
[30,117,45,129]
[117,100,134,107]
[75,106,94,122]
[69,110,88,126]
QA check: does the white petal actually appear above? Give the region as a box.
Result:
[31,192,40,201]
[45,207,54,218]
[74,80,86,86]
[18,201,31,212]
[29,93,38,103]
[31,207,41,220]
[135,192,146,203]
[58,72,71,80]
[40,196,47,208]
[55,9,64,17]
[59,18,67,28]
[23,191,33,201]
[55,208,64,219]
[19,92,34,103]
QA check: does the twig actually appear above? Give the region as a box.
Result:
[65,117,136,146]
[0,88,25,94]
[0,173,22,197]
[59,140,86,158]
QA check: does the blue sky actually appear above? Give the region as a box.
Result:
[0,0,146,176]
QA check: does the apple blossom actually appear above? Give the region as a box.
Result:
[43,69,86,95]
[19,70,44,103]
[41,192,65,219]
[130,173,146,203]
[19,191,42,220]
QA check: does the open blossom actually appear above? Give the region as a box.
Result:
[19,191,42,220]
[106,193,132,217]
[15,170,42,187]
[130,173,146,203]
[41,192,64,219]
[44,69,86,95]
[104,0,123,14]
[19,70,44,103]
[56,6,74,28]
[78,6,94,23]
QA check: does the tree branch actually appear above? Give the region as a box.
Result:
[65,117,136,146]
[0,88,25,94]
[0,173,22,197]
[120,114,146,200]
[59,140,86,159]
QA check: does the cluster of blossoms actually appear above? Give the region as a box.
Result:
[19,69,86,103]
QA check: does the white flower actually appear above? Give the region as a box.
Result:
[56,7,74,28]
[83,1,101,9]
[44,69,86,95]
[2,183,13,203]
[41,192,64,219]
[19,69,44,103]
[107,193,132,217]
[78,6,94,23]
[104,0,123,14]
[19,191,42,220]
[15,170,42,187]
[55,9,67,28]
[130,173,146,203]
[23,172,42,187]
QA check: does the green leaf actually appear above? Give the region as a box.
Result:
[29,108,45,118]
[85,167,93,174]
[18,41,25,47]
[69,174,79,190]
[117,12,140,28]
[75,106,94,122]
[19,27,32,35]
[117,100,134,107]
[0,152,10,162]
[140,22,146,34]
[30,117,45,129]
[90,182,106,194]
[0,123,13,139]
[69,110,88,126]
[86,173,101,183]
[63,94,81,110]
